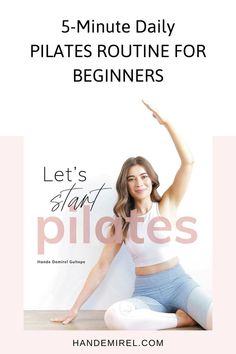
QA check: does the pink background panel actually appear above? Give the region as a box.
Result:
[0,136,235,353]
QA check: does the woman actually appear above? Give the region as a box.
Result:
[51,101,212,330]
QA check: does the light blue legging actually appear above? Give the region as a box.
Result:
[104,264,212,330]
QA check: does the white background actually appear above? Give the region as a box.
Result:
[1,0,235,310]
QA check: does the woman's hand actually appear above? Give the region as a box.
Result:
[142,100,167,125]
[50,308,78,325]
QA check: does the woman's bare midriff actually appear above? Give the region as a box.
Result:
[135,256,180,276]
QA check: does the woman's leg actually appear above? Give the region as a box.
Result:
[104,296,203,330]
[185,286,213,329]
[151,265,213,330]
[105,265,212,330]
[206,303,213,330]
[104,296,179,330]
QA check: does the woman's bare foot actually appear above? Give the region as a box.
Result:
[176,309,197,328]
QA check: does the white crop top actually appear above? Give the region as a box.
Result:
[125,202,177,267]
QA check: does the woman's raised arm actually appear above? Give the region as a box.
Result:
[142,100,194,207]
